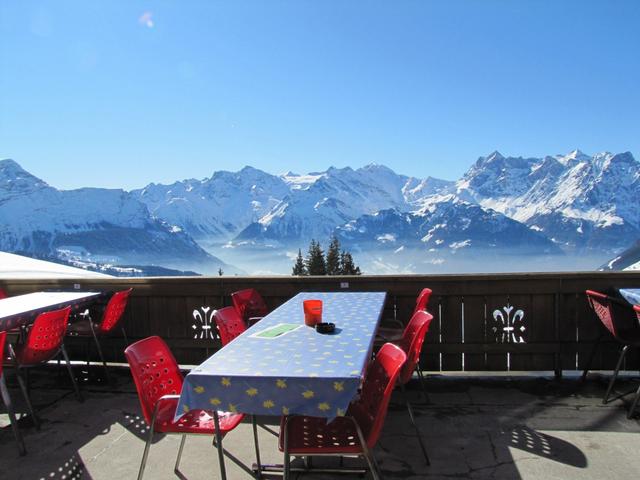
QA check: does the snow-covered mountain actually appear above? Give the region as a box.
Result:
[132,166,290,240]
[0,159,237,274]
[456,150,640,251]
[336,198,560,255]
[3,148,637,275]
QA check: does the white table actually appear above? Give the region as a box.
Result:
[619,288,640,306]
[0,291,102,331]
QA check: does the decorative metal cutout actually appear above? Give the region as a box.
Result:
[192,306,216,340]
[492,304,526,343]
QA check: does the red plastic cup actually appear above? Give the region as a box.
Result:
[303,299,323,326]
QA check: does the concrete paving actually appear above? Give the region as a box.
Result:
[1,368,640,479]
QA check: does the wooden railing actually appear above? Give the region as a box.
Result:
[2,272,640,374]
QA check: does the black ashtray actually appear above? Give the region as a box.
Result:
[315,322,335,334]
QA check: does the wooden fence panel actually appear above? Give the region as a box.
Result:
[2,272,640,371]
[463,295,486,371]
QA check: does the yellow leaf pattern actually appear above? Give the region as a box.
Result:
[194,386,205,394]
[276,379,287,389]
[246,387,258,397]
[302,390,315,399]
[221,377,231,387]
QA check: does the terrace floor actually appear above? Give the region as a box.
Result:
[1,367,640,480]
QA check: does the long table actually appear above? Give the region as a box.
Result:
[177,291,386,419]
[0,291,102,331]
[619,288,640,306]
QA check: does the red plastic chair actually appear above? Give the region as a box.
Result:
[278,343,407,480]
[67,288,132,382]
[0,287,7,299]
[376,288,432,343]
[213,306,247,346]
[582,290,640,418]
[231,288,268,326]
[0,330,26,455]
[125,336,246,480]
[5,306,81,428]
[396,310,433,464]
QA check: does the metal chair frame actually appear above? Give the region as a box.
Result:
[281,415,381,479]
[277,343,406,480]
[582,290,640,418]
[126,336,257,480]
[68,288,131,383]
[0,330,26,455]
[5,307,82,430]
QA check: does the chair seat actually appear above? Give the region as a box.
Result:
[9,343,60,366]
[374,326,403,345]
[154,397,244,435]
[67,320,100,336]
[278,415,364,455]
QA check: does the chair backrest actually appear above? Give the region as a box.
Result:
[634,305,640,323]
[0,288,7,300]
[21,306,71,365]
[398,310,433,385]
[124,336,183,425]
[231,288,268,324]
[585,290,640,341]
[97,288,132,334]
[213,306,247,346]
[348,342,406,448]
[413,288,432,315]
[0,331,6,378]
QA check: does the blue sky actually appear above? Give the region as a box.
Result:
[1,1,638,190]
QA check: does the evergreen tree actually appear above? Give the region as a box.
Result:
[305,239,327,275]
[292,249,307,276]
[340,251,361,275]
[326,236,341,275]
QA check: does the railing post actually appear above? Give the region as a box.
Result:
[554,291,562,379]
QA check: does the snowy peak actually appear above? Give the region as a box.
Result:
[0,159,50,196]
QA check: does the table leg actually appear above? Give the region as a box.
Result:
[252,415,262,478]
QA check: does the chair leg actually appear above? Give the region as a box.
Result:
[283,417,291,480]
[581,334,603,381]
[212,411,227,480]
[90,329,111,383]
[415,365,430,403]
[400,383,430,465]
[137,424,155,480]
[15,368,39,430]
[174,434,187,474]
[354,421,382,480]
[61,344,83,402]
[628,382,640,419]
[603,345,628,404]
[0,374,26,455]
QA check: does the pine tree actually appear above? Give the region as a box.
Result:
[292,249,307,276]
[340,251,361,275]
[305,239,327,275]
[326,236,341,275]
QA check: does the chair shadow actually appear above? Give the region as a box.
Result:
[508,425,587,468]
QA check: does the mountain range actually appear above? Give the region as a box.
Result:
[1,148,638,275]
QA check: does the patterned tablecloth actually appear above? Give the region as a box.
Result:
[176,291,387,419]
[619,288,640,306]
